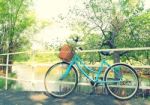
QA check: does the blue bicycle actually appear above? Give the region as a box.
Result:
[44,49,139,100]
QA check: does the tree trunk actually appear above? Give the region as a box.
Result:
[110,31,120,63]
[111,32,121,79]
[113,51,120,63]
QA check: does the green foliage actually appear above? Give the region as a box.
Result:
[0,73,17,89]
[0,0,37,72]
[63,0,149,64]
[119,0,144,17]
[83,34,102,49]
[32,53,59,63]
[12,83,23,91]
[0,78,5,89]
[13,54,30,62]
[115,11,150,64]
[66,33,102,63]
[82,34,102,63]
[0,0,35,55]
[116,11,150,47]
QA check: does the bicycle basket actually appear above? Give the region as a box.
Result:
[59,44,74,62]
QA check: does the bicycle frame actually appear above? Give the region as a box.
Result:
[46,51,139,100]
[61,53,112,84]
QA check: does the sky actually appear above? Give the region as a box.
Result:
[34,0,150,19]
[32,0,150,49]
[34,0,76,19]
[32,0,77,49]
[144,0,150,10]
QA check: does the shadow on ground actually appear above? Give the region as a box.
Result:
[0,91,149,105]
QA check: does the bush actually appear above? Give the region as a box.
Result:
[0,73,17,89]
[0,78,5,89]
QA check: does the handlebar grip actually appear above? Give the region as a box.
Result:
[79,47,83,50]
[99,51,111,56]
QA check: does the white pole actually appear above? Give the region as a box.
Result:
[5,53,9,90]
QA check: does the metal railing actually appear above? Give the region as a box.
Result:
[0,47,150,91]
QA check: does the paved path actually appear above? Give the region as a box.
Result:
[0,91,150,105]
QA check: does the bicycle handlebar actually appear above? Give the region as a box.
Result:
[99,50,129,57]
[72,36,129,57]
[99,51,112,56]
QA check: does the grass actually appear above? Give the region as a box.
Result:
[0,72,17,89]
[0,78,5,89]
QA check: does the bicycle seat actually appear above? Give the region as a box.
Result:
[99,51,112,56]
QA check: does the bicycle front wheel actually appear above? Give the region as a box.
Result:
[104,63,139,100]
[44,62,78,98]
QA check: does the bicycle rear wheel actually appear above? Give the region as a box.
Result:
[44,62,78,98]
[104,63,139,100]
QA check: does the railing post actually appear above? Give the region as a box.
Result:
[5,53,9,90]
[31,50,35,91]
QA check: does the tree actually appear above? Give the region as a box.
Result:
[62,0,149,64]
[116,11,150,64]
[0,0,35,72]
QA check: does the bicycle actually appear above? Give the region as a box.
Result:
[44,46,139,100]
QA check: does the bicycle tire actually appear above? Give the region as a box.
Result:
[104,63,139,100]
[44,62,78,98]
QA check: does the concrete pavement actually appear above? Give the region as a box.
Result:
[0,91,149,105]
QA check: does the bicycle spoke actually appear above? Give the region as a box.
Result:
[105,63,139,100]
[44,62,78,98]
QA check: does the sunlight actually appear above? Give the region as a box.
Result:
[34,0,75,19]
[144,0,150,10]
[32,0,150,50]
[32,0,76,49]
